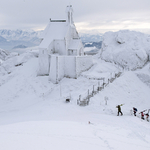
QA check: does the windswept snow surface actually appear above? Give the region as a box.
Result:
[101,30,150,70]
[0,52,150,150]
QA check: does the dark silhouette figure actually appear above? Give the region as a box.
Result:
[139,111,145,120]
[116,104,123,116]
[133,107,137,116]
[145,113,149,122]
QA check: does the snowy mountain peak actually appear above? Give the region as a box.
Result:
[0,29,43,50]
[0,29,43,41]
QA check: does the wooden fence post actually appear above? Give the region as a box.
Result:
[93,85,94,96]
[79,95,81,101]
[77,95,81,105]
[87,89,90,105]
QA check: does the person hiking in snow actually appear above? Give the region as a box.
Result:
[145,113,149,122]
[116,104,124,116]
[145,109,149,122]
[139,110,146,120]
[133,107,138,116]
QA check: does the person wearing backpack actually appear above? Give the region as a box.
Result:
[145,113,149,122]
[116,104,124,116]
[133,107,138,116]
[145,109,149,122]
[139,110,146,120]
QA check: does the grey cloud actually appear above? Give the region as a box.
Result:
[0,0,150,33]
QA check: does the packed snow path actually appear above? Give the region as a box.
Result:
[0,115,150,150]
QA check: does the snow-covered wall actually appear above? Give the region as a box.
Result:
[49,55,57,83]
[38,49,50,76]
[64,56,76,78]
[101,30,150,70]
[47,42,53,54]
[58,56,65,81]
[76,56,93,76]
[54,40,66,55]
[48,55,93,83]
[65,26,71,54]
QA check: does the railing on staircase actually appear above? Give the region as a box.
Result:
[77,72,122,106]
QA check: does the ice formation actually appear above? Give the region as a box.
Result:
[101,30,150,70]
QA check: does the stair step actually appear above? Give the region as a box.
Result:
[110,78,115,83]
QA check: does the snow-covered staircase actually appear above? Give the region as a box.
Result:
[77,72,122,106]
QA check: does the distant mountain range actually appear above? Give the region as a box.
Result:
[0,29,103,51]
[83,41,102,49]
[0,29,42,51]
[0,29,42,41]
[79,33,103,42]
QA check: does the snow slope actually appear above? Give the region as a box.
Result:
[0,51,150,150]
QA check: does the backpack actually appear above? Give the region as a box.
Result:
[135,108,137,111]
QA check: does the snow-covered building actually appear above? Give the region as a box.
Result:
[38,5,93,83]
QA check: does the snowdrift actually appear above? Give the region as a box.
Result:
[0,51,38,75]
[101,30,150,70]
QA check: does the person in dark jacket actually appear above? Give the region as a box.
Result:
[145,109,149,122]
[133,107,138,116]
[116,104,123,116]
[145,113,149,122]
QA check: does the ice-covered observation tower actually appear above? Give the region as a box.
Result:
[38,5,93,83]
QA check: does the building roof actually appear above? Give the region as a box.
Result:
[39,22,69,49]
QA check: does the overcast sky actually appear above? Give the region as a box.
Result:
[0,0,150,34]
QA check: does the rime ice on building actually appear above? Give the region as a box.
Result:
[38,5,93,83]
